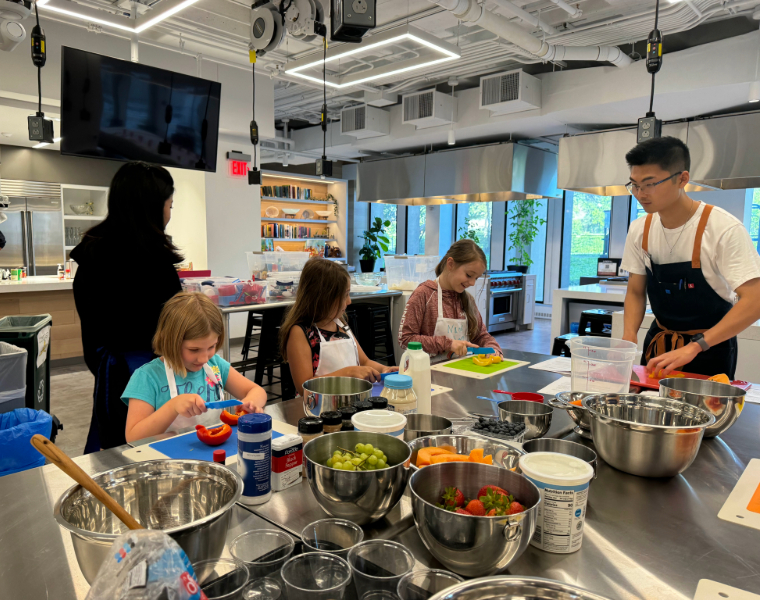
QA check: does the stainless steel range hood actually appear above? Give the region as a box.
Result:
[357,143,561,205]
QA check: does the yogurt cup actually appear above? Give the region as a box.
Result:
[351,410,407,440]
[518,452,594,554]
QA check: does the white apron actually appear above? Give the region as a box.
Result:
[314,319,360,376]
[433,278,469,363]
[164,360,224,431]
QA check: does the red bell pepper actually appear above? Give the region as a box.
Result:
[195,423,232,446]
[220,406,246,427]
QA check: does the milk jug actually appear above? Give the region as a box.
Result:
[399,342,432,414]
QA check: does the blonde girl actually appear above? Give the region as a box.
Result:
[124,292,267,442]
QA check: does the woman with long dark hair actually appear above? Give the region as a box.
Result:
[72,161,183,452]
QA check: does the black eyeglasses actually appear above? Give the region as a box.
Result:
[626,171,683,195]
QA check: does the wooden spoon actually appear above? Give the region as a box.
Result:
[31,434,143,531]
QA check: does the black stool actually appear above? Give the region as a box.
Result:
[552,333,578,357]
[579,309,614,337]
[249,307,296,402]
[349,304,395,366]
[234,312,263,376]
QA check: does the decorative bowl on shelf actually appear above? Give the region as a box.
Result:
[69,202,94,215]
[315,210,333,218]
[265,206,279,218]
[301,209,314,219]
[281,208,299,217]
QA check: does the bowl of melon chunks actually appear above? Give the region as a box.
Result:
[408,435,524,472]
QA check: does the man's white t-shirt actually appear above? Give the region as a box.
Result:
[621,202,760,304]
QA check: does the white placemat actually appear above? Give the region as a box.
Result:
[694,580,760,600]
[431,357,529,380]
[529,357,572,375]
[536,376,573,396]
[431,384,452,396]
[717,458,760,531]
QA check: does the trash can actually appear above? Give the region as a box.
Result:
[0,342,27,414]
[0,408,53,476]
[0,315,52,413]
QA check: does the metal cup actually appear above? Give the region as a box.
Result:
[403,414,453,442]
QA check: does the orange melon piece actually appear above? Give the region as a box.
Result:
[416,447,454,467]
[480,454,493,465]
[709,373,730,385]
[430,454,471,464]
[469,448,485,463]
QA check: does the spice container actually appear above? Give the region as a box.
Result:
[238,413,273,505]
[339,406,357,430]
[321,411,343,434]
[369,397,388,410]
[354,400,372,413]
[271,434,303,491]
[213,449,226,464]
[380,374,418,415]
[298,417,324,444]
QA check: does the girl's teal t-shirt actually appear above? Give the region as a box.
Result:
[121,356,231,410]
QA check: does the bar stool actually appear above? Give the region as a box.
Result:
[252,306,296,402]
[552,333,578,357]
[578,309,614,337]
[234,312,263,376]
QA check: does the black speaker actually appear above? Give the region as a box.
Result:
[331,0,375,43]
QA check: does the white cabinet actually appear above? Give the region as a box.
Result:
[519,274,536,330]
[61,184,108,254]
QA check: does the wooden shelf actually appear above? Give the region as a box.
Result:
[262,218,336,224]
[262,197,332,205]
[64,215,103,221]
[262,237,336,241]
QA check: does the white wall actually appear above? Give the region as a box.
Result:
[690,189,751,224]
[166,168,208,270]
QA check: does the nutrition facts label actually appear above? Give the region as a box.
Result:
[531,484,589,553]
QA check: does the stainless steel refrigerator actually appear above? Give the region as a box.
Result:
[0,181,64,276]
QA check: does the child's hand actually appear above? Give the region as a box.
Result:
[450,340,478,357]
[240,387,267,414]
[172,394,207,418]
[348,365,382,382]
[381,366,399,374]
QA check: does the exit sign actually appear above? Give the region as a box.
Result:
[229,160,249,178]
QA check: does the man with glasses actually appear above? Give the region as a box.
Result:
[620,136,760,379]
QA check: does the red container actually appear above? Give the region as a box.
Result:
[178,270,212,279]
[493,391,545,403]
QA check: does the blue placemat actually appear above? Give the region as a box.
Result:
[149,428,283,461]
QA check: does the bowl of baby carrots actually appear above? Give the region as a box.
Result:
[408,435,524,472]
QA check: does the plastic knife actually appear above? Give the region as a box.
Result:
[205,399,243,409]
[467,348,496,355]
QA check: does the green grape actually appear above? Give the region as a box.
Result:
[355,443,366,454]
[333,450,342,457]
[342,453,353,462]
[332,461,343,469]
[373,448,384,458]
[351,457,362,466]
[362,443,373,453]
[365,463,376,470]
[377,459,386,469]
[360,453,369,461]
[367,455,378,466]
[381,454,387,463]
[343,463,356,471]
[326,458,334,468]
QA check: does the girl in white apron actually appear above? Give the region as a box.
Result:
[280,259,398,397]
[399,239,503,363]
[123,292,268,443]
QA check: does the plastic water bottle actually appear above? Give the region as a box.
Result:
[400,341,432,415]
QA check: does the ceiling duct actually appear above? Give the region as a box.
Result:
[340,105,390,139]
[357,143,560,205]
[402,90,456,129]
[480,69,541,116]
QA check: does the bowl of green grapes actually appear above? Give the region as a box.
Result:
[303,431,412,525]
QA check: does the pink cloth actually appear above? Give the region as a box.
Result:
[398,280,502,356]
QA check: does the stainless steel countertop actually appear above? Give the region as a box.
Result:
[3,349,759,599]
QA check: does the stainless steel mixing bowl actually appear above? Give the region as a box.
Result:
[659,377,745,438]
[409,462,540,577]
[521,438,598,478]
[303,431,412,525]
[548,391,596,433]
[302,376,373,417]
[403,414,453,442]
[496,400,553,440]
[54,459,243,583]
[407,434,524,472]
[582,394,715,478]
[427,576,615,600]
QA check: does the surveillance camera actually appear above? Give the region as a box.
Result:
[0,1,31,52]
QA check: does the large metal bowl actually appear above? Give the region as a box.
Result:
[407,434,524,472]
[303,376,372,417]
[582,394,715,478]
[428,576,615,599]
[496,400,553,440]
[659,377,745,438]
[548,391,596,433]
[54,460,243,584]
[409,462,540,577]
[303,431,411,525]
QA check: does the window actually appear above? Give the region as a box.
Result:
[751,189,760,252]
[504,199,548,301]
[561,192,612,287]
[455,203,492,267]
[406,206,426,254]
[629,196,646,224]
[370,203,398,256]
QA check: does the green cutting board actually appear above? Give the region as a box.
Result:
[445,358,523,375]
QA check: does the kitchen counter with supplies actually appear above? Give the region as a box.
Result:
[0,275,73,292]
[2,349,759,599]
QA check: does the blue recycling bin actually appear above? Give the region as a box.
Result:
[0,408,53,476]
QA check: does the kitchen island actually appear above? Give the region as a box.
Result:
[2,348,758,599]
[551,283,633,342]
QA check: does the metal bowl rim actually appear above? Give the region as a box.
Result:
[659,378,747,399]
[581,394,716,430]
[407,434,525,472]
[496,400,554,416]
[521,438,598,462]
[302,431,413,471]
[53,459,244,541]
[427,575,615,600]
[302,376,373,393]
[553,391,593,413]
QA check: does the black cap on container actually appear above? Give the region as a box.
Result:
[338,406,357,418]
[298,417,323,434]
[369,396,388,409]
[354,400,372,412]
[341,422,355,431]
[321,411,343,426]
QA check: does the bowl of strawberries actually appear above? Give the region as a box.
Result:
[409,462,540,577]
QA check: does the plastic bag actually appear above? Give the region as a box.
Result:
[86,530,207,600]
[0,408,52,476]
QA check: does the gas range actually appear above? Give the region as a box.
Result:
[486,271,524,291]
[484,271,525,333]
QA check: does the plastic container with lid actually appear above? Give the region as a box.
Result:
[298,417,323,444]
[246,251,268,280]
[264,251,309,273]
[181,277,267,306]
[369,397,388,410]
[238,414,273,505]
[518,452,594,554]
[338,406,357,431]
[351,410,407,440]
[267,275,299,299]
[321,411,343,434]
[380,374,418,415]
[213,449,226,464]
[399,341,432,415]
[384,255,439,291]
[271,433,303,491]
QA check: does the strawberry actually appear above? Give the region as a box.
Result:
[442,487,465,508]
[477,484,509,499]
[454,508,472,515]
[486,508,498,516]
[479,488,511,512]
[465,499,486,516]
[507,501,524,515]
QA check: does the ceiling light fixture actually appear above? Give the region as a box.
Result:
[32,136,61,149]
[284,24,460,89]
[35,0,199,34]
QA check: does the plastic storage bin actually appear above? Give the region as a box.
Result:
[264,251,309,273]
[570,336,638,393]
[0,315,51,413]
[181,278,267,306]
[246,252,268,280]
[385,255,439,291]
[267,275,299,299]
[0,343,27,414]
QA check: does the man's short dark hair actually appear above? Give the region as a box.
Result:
[625,136,690,173]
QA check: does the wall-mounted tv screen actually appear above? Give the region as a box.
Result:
[61,46,222,172]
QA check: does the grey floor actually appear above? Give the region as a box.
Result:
[49,319,552,458]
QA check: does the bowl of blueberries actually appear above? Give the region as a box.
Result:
[469,417,528,442]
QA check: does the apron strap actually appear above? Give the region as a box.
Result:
[644,319,708,363]
[203,363,223,401]
[164,360,222,400]
[437,278,444,319]
[642,213,653,254]
[692,204,714,269]
[164,360,178,399]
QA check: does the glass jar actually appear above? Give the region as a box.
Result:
[298,417,323,444]
[380,374,418,415]
[321,411,343,434]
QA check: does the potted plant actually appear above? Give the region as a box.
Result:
[457,217,481,244]
[358,216,391,272]
[506,200,546,273]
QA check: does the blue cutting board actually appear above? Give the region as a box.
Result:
[149,428,283,461]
